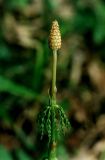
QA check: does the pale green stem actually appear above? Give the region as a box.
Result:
[51,49,57,100]
[51,49,57,146]
[49,49,58,160]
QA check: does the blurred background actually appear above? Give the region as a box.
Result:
[1,0,105,159]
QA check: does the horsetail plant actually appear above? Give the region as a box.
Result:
[38,20,70,160]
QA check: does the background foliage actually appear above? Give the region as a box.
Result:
[1,0,105,159]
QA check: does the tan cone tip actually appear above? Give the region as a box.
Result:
[49,20,61,50]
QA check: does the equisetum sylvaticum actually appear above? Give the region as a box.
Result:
[38,20,70,160]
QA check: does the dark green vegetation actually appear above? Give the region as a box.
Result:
[1,0,105,160]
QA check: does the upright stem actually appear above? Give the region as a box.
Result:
[51,49,57,100]
[49,49,58,160]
